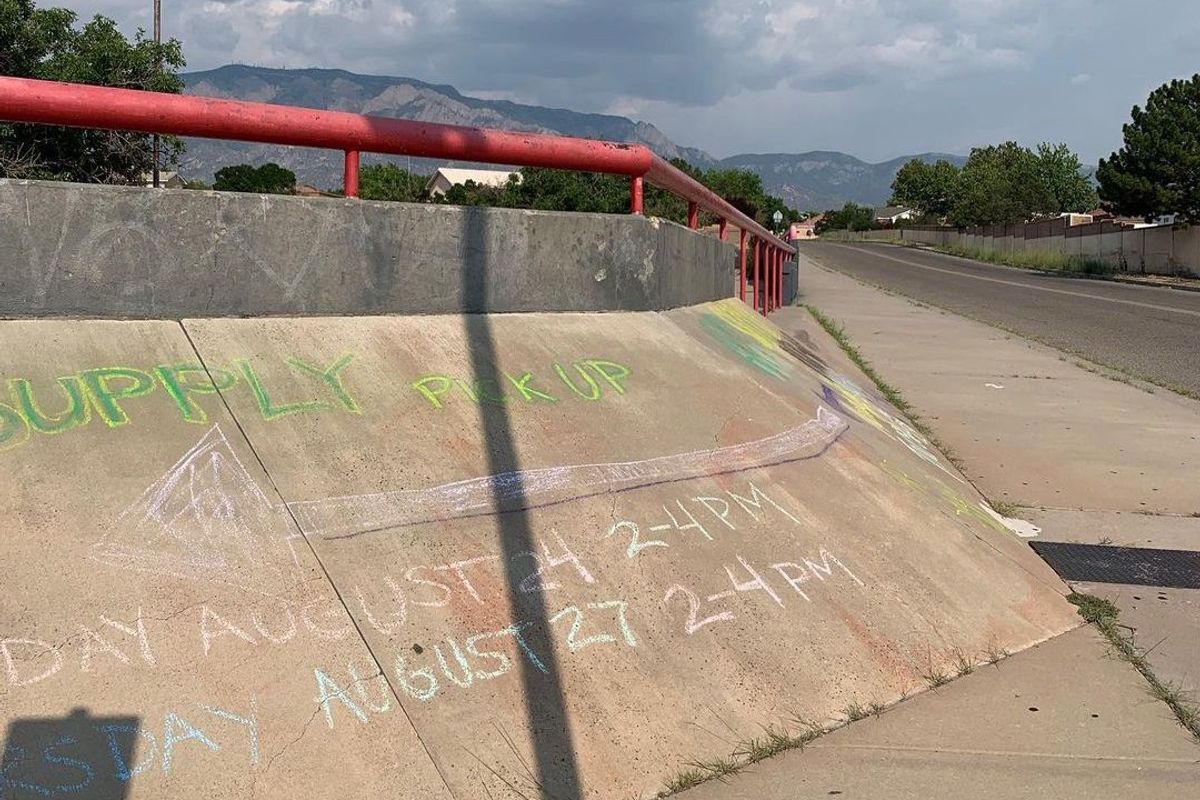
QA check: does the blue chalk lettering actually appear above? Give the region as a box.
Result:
[0,744,51,797]
[509,622,549,674]
[466,630,512,681]
[392,654,439,702]
[433,639,474,688]
[98,724,157,782]
[313,668,369,728]
[161,713,219,772]
[42,736,95,794]
[347,664,392,714]
[202,699,260,765]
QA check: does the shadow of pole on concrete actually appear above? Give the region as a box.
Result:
[2,708,141,799]
[458,205,584,799]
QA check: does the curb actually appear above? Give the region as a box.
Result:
[1101,275,1200,293]
[829,239,1200,293]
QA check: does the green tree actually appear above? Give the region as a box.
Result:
[0,1,185,182]
[1035,142,1098,214]
[441,178,513,207]
[703,167,766,220]
[951,142,1055,226]
[1097,75,1200,223]
[890,158,960,218]
[212,163,296,194]
[359,162,426,202]
[427,160,800,233]
[507,168,628,212]
[815,202,874,234]
[759,194,801,230]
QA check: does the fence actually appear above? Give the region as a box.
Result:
[0,76,794,315]
[823,220,1198,277]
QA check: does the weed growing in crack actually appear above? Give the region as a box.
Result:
[951,648,976,677]
[1068,591,1200,742]
[844,700,871,722]
[983,641,1010,665]
[923,667,952,689]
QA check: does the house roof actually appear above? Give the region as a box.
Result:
[427,168,518,190]
[874,206,911,218]
[140,170,181,185]
[294,183,338,197]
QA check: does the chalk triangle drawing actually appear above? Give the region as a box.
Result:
[92,425,301,592]
[94,410,851,589]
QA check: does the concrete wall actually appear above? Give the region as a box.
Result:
[830,221,1198,276]
[0,178,738,318]
[0,302,1077,800]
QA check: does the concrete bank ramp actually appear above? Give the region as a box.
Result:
[0,300,1077,799]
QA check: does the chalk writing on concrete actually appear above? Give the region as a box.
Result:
[877,460,1039,538]
[12,476,856,696]
[0,354,362,454]
[1,354,638,455]
[83,407,846,630]
[0,698,259,794]
[697,300,960,480]
[290,407,847,538]
[663,550,864,635]
[604,482,812,558]
[410,359,631,409]
[91,425,303,594]
[314,598,639,719]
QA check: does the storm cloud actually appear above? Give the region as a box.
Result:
[64,1,1200,162]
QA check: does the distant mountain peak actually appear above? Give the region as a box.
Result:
[180,64,961,207]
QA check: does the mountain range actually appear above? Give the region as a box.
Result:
[181,64,966,209]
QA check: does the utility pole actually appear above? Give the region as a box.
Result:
[152,0,161,188]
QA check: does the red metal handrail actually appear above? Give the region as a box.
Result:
[0,76,793,310]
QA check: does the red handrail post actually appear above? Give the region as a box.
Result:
[767,248,775,313]
[719,218,728,241]
[687,201,699,230]
[344,150,360,198]
[766,247,774,314]
[755,240,764,315]
[770,247,776,313]
[630,176,644,215]
[777,250,784,308]
[771,249,778,311]
[738,229,747,301]
[775,249,782,310]
[772,248,780,311]
[758,241,768,316]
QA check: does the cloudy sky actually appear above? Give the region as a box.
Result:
[70,0,1197,163]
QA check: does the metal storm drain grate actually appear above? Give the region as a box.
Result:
[1030,542,1200,590]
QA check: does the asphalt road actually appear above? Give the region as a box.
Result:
[798,241,1200,396]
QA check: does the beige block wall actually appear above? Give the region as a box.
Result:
[1098,232,1123,267]
[1143,226,1174,273]
[835,223,1193,276]
[1170,225,1200,275]
[1121,229,1144,272]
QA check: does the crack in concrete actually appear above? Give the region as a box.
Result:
[260,699,324,778]
[176,320,462,800]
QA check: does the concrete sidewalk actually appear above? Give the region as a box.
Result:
[785,257,1199,717]
[782,261,1195,700]
[791,258,1200,517]
[680,627,1198,800]
[685,261,1200,799]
